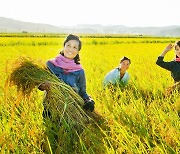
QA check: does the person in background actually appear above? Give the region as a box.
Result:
[156,41,180,94]
[39,34,95,112]
[103,56,131,88]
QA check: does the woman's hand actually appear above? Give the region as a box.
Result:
[164,44,174,52]
[83,98,95,112]
[160,44,174,57]
[38,81,51,91]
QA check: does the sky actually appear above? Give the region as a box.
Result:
[0,0,180,27]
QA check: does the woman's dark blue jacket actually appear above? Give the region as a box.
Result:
[46,61,89,100]
[156,56,180,82]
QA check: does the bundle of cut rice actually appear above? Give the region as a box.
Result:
[165,81,180,96]
[9,57,91,131]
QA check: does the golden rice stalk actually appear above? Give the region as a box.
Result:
[9,57,91,130]
[165,82,180,96]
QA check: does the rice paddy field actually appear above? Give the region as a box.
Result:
[0,33,180,153]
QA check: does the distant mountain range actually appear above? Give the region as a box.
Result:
[0,16,180,36]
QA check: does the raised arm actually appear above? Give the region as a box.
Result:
[159,44,174,57]
[156,44,174,71]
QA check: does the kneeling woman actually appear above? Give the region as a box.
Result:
[103,56,131,88]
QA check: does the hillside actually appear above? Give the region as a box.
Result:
[0,16,180,36]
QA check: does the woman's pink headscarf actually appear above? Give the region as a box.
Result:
[49,54,83,73]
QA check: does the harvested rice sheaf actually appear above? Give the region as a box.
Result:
[9,57,91,130]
